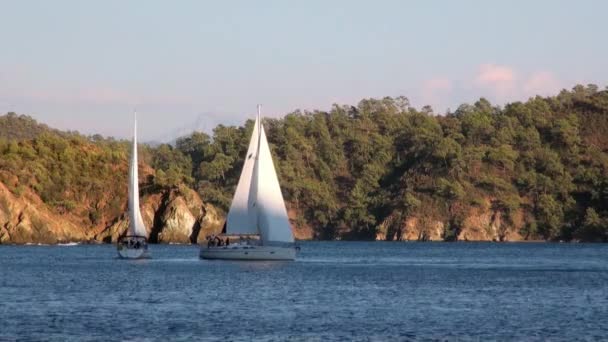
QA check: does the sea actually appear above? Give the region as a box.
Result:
[1,242,607,341]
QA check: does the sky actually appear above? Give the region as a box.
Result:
[1,0,607,141]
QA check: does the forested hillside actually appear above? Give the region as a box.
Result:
[1,84,607,242]
[175,84,608,242]
[0,115,218,244]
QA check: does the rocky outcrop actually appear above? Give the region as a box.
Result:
[196,203,223,243]
[457,209,513,241]
[150,188,205,243]
[402,217,445,241]
[0,179,221,244]
[1,177,528,244]
[376,213,445,241]
[155,195,197,243]
[0,181,88,244]
[94,187,221,244]
[376,198,525,242]
[457,199,524,242]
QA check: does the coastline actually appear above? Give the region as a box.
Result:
[0,238,585,246]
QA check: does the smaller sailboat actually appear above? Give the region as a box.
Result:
[117,112,150,259]
[200,105,297,260]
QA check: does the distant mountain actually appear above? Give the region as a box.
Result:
[151,111,247,145]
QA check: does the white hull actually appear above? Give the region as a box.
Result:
[117,247,150,259]
[200,245,296,261]
[117,236,150,259]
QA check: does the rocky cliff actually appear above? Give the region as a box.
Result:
[376,198,525,242]
[0,174,530,244]
[1,172,542,245]
[92,186,225,244]
[0,180,223,244]
[0,180,87,243]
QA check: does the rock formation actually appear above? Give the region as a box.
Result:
[0,180,222,244]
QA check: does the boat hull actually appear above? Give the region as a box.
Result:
[117,236,150,259]
[117,247,150,259]
[199,245,296,261]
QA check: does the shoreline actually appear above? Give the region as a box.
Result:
[0,239,596,246]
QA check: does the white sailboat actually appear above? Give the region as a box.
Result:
[117,113,150,259]
[200,105,297,260]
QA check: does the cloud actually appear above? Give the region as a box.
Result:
[424,77,453,92]
[418,64,566,111]
[475,64,516,85]
[474,63,517,100]
[470,63,566,104]
[523,71,562,96]
[420,77,453,111]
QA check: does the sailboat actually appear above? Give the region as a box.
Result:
[200,105,297,260]
[117,113,150,259]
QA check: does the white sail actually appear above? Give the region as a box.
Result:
[225,115,260,235]
[223,105,294,244]
[127,113,147,237]
[200,106,295,260]
[253,113,294,244]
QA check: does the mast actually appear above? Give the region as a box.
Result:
[255,104,262,238]
[257,104,262,152]
[129,110,138,236]
[128,110,147,237]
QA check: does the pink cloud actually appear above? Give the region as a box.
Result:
[475,64,516,85]
[461,63,568,106]
[424,77,453,92]
[474,64,517,95]
[420,77,453,110]
[523,71,562,96]
[474,63,518,100]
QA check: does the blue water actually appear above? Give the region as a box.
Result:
[1,242,607,341]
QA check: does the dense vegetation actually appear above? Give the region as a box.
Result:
[173,84,608,242]
[0,113,188,226]
[1,85,608,242]
[0,113,58,141]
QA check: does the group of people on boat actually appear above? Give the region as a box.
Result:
[206,235,230,248]
[122,238,144,249]
[205,235,255,248]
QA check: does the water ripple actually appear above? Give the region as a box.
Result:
[1,242,607,341]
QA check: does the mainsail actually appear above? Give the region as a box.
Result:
[127,114,148,237]
[254,122,294,244]
[226,115,260,235]
[225,106,294,244]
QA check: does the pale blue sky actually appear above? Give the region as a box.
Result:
[1,0,607,141]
